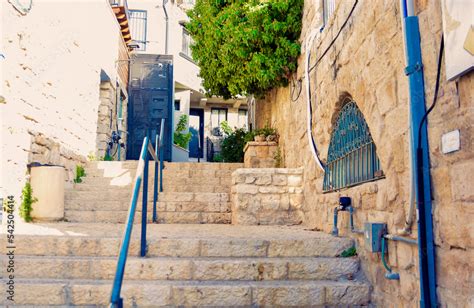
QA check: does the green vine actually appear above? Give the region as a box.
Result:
[74,165,86,183]
[20,181,37,222]
[274,146,283,167]
[187,0,304,98]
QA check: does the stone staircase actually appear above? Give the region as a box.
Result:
[65,162,238,224]
[1,161,371,306]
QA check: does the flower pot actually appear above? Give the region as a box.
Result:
[266,134,277,142]
[254,135,266,142]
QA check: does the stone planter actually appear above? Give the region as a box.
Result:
[244,141,279,168]
[30,165,65,221]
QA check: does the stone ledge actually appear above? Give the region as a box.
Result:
[243,141,278,152]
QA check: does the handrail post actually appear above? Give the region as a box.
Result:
[159,144,164,192]
[153,134,159,223]
[159,118,165,193]
[141,151,149,257]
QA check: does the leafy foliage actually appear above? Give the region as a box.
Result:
[254,125,277,137]
[220,128,249,162]
[274,146,283,167]
[213,153,224,162]
[174,115,192,148]
[220,121,233,136]
[340,246,357,257]
[74,165,86,184]
[20,181,37,222]
[187,0,304,98]
[103,154,113,161]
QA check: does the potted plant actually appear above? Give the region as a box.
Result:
[253,126,278,142]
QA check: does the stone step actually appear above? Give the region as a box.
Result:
[65,200,232,212]
[81,168,236,180]
[4,279,370,306]
[2,224,354,258]
[65,191,230,202]
[74,175,232,188]
[83,161,242,175]
[74,182,230,193]
[13,255,359,281]
[65,210,231,224]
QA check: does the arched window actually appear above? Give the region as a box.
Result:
[323,100,384,192]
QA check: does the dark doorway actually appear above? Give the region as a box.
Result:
[127,54,173,160]
[189,108,204,159]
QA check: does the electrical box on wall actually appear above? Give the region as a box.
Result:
[364,223,387,252]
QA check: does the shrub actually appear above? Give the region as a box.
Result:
[174,115,192,148]
[220,128,248,162]
[213,153,224,162]
[187,0,304,98]
[20,181,37,222]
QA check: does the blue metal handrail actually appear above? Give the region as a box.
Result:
[109,119,165,308]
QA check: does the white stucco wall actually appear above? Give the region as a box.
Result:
[127,0,202,92]
[0,0,125,199]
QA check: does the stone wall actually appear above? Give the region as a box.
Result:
[1,2,127,198]
[231,168,304,225]
[254,0,473,306]
[28,132,87,187]
[96,81,128,161]
[243,142,279,168]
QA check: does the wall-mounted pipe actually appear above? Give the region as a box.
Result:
[162,0,169,54]
[400,0,438,306]
[332,197,363,236]
[381,237,400,280]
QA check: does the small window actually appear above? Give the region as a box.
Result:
[238,109,248,129]
[211,108,227,136]
[174,100,181,111]
[323,0,336,27]
[323,100,384,192]
[129,10,147,51]
[182,28,193,58]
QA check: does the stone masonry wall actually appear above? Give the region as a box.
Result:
[255,0,473,306]
[28,132,87,187]
[231,168,304,225]
[243,142,279,168]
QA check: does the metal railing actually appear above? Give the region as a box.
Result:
[109,119,165,308]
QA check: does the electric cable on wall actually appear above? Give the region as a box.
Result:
[303,0,359,172]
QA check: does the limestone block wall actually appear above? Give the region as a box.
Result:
[254,0,473,306]
[1,1,127,198]
[231,168,304,225]
[243,142,279,168]
[96,81,128,161]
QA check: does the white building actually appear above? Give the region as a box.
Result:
[127,0,248,161]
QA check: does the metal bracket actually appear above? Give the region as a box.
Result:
[405,62,423,76]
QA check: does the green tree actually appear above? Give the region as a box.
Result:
[187,0,304,98]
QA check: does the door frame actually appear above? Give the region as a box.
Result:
[189,108,204,159]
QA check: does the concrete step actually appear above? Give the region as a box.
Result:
[4,279,370,306]
[65,210,231,224]
[65,191,230,202]
[14,255,359,281]
[65,200,232,212]
[1,224,354,258]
